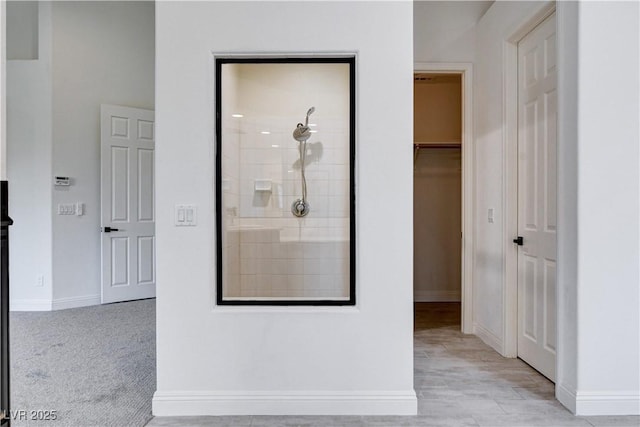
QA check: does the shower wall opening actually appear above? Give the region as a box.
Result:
[215,57,356,305]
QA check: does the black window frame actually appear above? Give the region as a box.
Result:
[215,56,356,306]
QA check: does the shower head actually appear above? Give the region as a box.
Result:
[293,123,311,142]
[305,106,315,126]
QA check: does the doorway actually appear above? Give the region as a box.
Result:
[413,74,462,304]
[413,64,473,333]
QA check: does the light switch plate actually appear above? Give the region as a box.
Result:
[175,204,197,226]
[57,203,76,215]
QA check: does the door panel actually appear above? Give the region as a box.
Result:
[101,105,155,303]
[138,149,154,222]
[517,13,557,381]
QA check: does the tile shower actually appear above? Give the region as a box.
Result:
[217,59,354,303]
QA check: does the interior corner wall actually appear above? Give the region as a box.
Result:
[50,1,154,308]
[413,0,492,63]
[7,1,53,311]
[472,0,551,354]
[573,1,639,416]
[154,1,416,416]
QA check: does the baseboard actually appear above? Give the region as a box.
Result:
[557,384,640,415]
[152,390,418,416]
[52,294,101,310]
[10,299,52,311]
[575,391,640,416]
[414,290,461,302]
[556,382,577,414]
[473,322,504,354]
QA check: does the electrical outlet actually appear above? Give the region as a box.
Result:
[36,275,44,287]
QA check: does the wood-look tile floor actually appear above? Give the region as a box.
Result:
[146,303,639,427]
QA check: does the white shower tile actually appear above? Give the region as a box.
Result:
[287,275,305,291]
[270,243,288,259]
[304,258,339,275]
[269,259,287,275]
[286,258,304,275]
[240,258,257,274]
[256,274,272,289]
[240,275,257,292]
[271,275,288,290]
[256,243,271,259]
[286,242,304,259]
[240,243,257,259]
[256,259,271,275]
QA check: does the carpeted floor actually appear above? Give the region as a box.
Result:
[10,299,155,427]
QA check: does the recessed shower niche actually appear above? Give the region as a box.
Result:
[215,57,355,305]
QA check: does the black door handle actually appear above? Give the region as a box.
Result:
[103,227,121,233]
[513,236,524,246]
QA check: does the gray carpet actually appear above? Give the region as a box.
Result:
[10,299,156,427]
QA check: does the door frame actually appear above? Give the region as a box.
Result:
[503,2,557,358]
[413,62,473,334]
[1,0,6,180]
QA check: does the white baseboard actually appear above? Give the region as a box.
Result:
[11,295,101,311]
[10,299,52,311]
[414,290,461,302]
[473,322,504,354]
[556,383,577,414]
[152,390,418,416]
[575,391,640,416]
[557,384,640,415]
[52,294,101,310]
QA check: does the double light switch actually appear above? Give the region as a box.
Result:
[175,205,197,226]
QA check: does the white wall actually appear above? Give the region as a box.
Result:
[475,0,640,416]
[7,2,53,310]
[472,0,550,353]
[572,1,639,416]
[414,1,493,63]
[556,0,579,414]
[154,0,416,416]
[50,2,154,306]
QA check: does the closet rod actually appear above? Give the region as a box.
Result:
[414,143,461,149]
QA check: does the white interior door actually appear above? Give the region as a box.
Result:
[101,105,155,304]
[516,13,557,381]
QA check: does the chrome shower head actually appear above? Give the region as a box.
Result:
[293,123,311,142]
[293,107,316,142]
[305,107,315,126]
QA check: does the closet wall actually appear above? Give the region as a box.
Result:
[413,74,462,302]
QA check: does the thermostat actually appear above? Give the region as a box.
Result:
[54,176,71,186]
